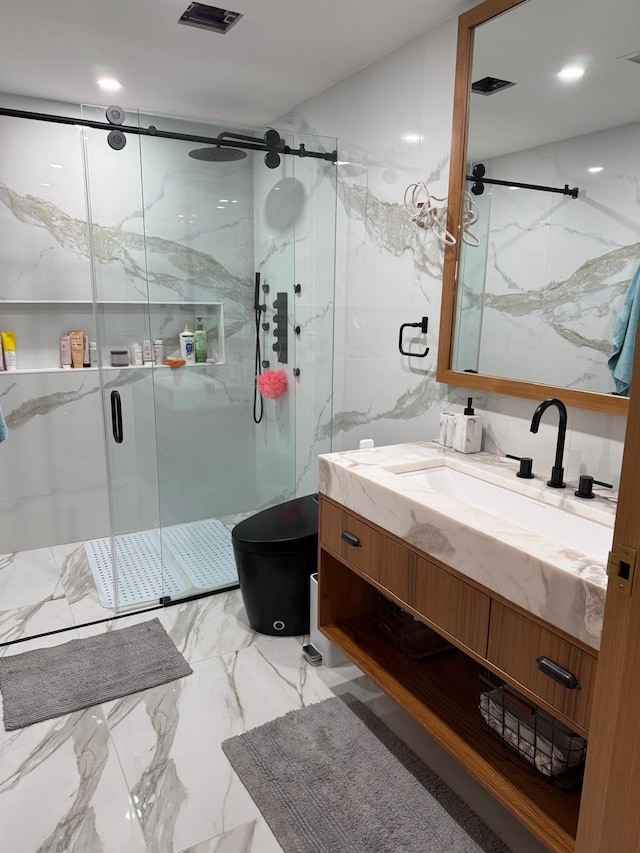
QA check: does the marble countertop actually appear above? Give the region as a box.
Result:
[319,442,616,650]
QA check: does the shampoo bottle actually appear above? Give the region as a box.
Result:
[194,317,207,363]
[179,322,195,364]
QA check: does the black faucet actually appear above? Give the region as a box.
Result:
[530,398,567,488]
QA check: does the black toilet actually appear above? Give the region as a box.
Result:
[231,494,318,636]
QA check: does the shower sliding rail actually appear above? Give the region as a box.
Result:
[0,106,338,164]
[466,163,579,198]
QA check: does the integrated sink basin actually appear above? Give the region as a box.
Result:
[400,466,613,562]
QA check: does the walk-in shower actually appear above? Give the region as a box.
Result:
[0,99,338,647]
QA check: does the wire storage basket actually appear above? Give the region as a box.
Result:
[479,669,587,790]
[372,590,453,659]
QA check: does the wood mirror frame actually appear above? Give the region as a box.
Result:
[436,0,629,416]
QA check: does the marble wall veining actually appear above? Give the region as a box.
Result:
[278,11,628,488]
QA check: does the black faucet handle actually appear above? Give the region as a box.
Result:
[506,454,535,479]
[575,475,614,499]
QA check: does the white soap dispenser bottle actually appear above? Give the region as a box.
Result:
[452,398,483,453]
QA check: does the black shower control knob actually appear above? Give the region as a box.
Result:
[261,322,270,331]
[261,360,270,368]
[294,284,302,294]
[293,368,301,377]
[294,326,301,335]
[272,342,281,352]
[273,328,286,338]
[262,283,270,293]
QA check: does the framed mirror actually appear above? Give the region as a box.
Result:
[437,0,640,415]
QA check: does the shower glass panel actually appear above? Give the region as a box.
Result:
[138,113,299,601]
[0,112,111,641]
[0,99,336,649]
[81,104,336,612]
[82,107,165,614]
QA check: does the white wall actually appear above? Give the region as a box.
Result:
[278,14,627,488]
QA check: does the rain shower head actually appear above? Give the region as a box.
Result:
[188,146,248,162]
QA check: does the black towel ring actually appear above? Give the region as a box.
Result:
[398,316,429,358]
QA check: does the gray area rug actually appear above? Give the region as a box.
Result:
[0,618,192,730]
[222,694,510,853]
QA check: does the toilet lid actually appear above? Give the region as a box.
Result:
[231,494,318,554]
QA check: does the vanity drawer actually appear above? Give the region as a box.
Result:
[412,555,490,656]
[319,500,412,603]
[487,602,597,732]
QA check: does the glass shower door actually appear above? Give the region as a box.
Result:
[82,107,166,615]
[137,112,299,602]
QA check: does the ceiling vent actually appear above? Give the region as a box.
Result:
[178,3,243,34]
[472,76,516,95]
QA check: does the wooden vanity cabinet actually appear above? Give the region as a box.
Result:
[318,495,598,853]
[488,604,597,733]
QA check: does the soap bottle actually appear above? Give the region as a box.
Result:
[179,322,195,364]
[194,317,207,363]
[452,398,483,454]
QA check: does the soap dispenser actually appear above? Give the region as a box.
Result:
[452,398,483,454]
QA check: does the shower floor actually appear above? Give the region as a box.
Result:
[85,519,238,609]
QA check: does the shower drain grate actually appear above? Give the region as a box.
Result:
[85,519,238,609]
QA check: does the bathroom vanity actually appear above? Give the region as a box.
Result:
[317,443,615,853]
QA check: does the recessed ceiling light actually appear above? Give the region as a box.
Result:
[217,205,225,209]
[558,65,585,81]
[588,166,604,173]
[40,182,50,187]
[231,199,238,203]
[97,77,123,91]
[49,163,63,169]
[219,198,229,203]
[402,133,421,143]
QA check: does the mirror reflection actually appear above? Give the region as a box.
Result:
[452,0,640,397]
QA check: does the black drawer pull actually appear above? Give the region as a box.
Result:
[341,531,361,548]
[536,656,580,690]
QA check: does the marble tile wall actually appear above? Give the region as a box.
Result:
[278,12,628,488]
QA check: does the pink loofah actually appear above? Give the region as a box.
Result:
[257,369,288,399]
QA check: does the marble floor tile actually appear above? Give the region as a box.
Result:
[156,590,257,665]
[0,547,61,608]
[0,706,147,853]
[52,540,119,626]
[1,624,80,658]
[179,817,283,853]
[0,581,76,648]
[104,635,363,853]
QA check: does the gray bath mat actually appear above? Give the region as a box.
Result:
[0,619,192,730]
[222,694,510,853]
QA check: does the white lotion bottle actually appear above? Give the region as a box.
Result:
[179,322,195,364]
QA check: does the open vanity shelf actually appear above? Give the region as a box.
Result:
[318,495,593,853]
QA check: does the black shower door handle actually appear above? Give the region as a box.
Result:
[110,390,123,444]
